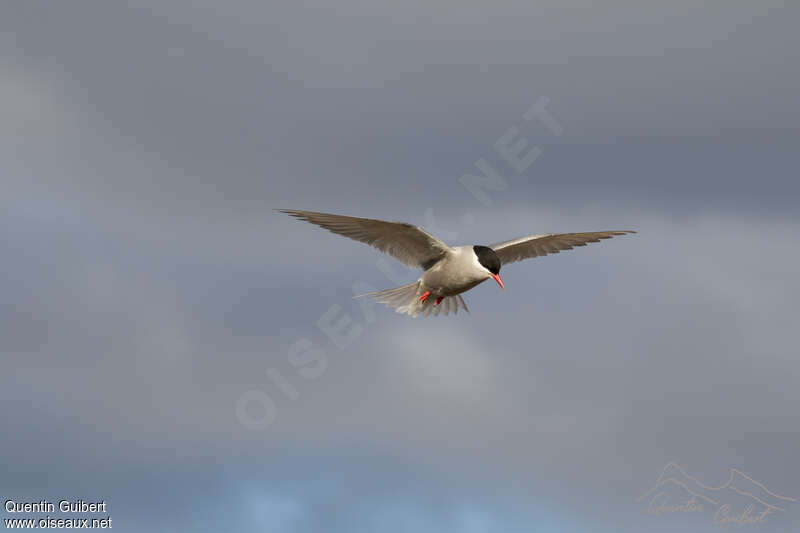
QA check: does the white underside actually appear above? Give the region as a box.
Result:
[359,281,470,318]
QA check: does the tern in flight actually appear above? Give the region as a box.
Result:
[280,209,635,317]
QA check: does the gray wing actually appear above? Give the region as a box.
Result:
[490,231,636,265]
[279,209,451,269]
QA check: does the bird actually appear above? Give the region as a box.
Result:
[279,209,635,318]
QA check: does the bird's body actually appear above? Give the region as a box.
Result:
[373,246,490,317]
[421,246,488,298]
[279,209,635,317]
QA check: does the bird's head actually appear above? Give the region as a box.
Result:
[473,245,504,290]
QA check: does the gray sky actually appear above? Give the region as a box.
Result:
[2,1,799,532]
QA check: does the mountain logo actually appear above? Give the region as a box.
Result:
[637,462,796,526]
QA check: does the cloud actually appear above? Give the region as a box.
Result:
[2,1,799,531]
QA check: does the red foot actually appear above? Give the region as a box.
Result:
[419,291,431,303]
[434,296,444,306]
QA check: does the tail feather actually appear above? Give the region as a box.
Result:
[356,282,469,318]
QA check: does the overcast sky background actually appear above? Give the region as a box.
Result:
[2,1,799,532]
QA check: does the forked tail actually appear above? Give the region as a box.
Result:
[355,281,469,318]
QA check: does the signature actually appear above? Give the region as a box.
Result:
[637,462,796,527]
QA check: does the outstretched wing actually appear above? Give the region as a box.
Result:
[279,209,451,269]
[490,231,635,265]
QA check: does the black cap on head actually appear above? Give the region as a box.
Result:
[473,245,501,275]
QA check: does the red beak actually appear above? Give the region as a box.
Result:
[490,273,505,290]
